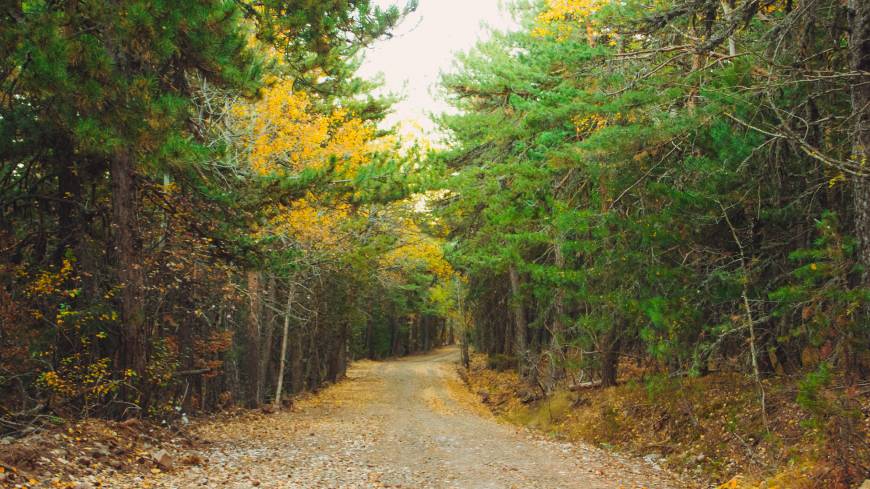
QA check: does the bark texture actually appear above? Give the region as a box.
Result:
[851,0,870,279]
[111,150,146,379]
[508,264,528,375]
[245,271,262,406]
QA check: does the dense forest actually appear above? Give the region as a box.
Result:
[0,0,456,419]
[434,0,869,485]
[439,0,869,388]
[1,0,868,487]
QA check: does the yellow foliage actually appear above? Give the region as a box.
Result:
[718,476,749,489]
[25,258,75,298]
[235,80,376,248]
[264,196,354,248]
[533,0,608,38]
[539,0,606,23]
[573,113,609,135]
[237,80,373,177]
[38,370,74,397]
[380,220,453,282]
[38,357,120,401]
[534,0,789,39]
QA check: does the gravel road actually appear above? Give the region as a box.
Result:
[107,347,683,488]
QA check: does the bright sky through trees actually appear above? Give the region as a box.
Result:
[358,0,517,135]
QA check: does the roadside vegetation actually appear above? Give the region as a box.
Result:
[437,1,870,487]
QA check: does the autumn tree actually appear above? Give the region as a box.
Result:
[0,0,421,416]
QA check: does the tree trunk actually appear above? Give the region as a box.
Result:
[111,150,147,383]
[390,318,401,356]
[850,0,870,381]
[508,264,528,375]
[259,275,276,401]
[456,276,470,369]
[503,303,514,355]
[408,317,414,353]
[289,323,304,394]
[335,325,348,380]
[245,271,261,406]
[421,315,430,352]
[328,322,348,383]
[306,313,320,390]
[365,319,375,358]
[273,283,294,406]
[460,325,470,370]
[548,239,566,389]
[851,0,870,280]
[600,324,620,388]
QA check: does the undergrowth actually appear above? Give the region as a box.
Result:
[462,354,869,488]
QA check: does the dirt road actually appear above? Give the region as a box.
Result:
[110,348,682,488]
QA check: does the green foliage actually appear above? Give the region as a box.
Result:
[434,0,868,396]
[770,213,869,369]
[796,362,832,418]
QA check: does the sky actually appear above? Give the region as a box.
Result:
[357,0,518,137]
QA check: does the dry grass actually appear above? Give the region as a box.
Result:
[461,353,869,489]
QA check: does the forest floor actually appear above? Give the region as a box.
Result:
[460,354,870,489]
[54,347,687,489]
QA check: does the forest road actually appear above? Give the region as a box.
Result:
[111,347,684,488]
